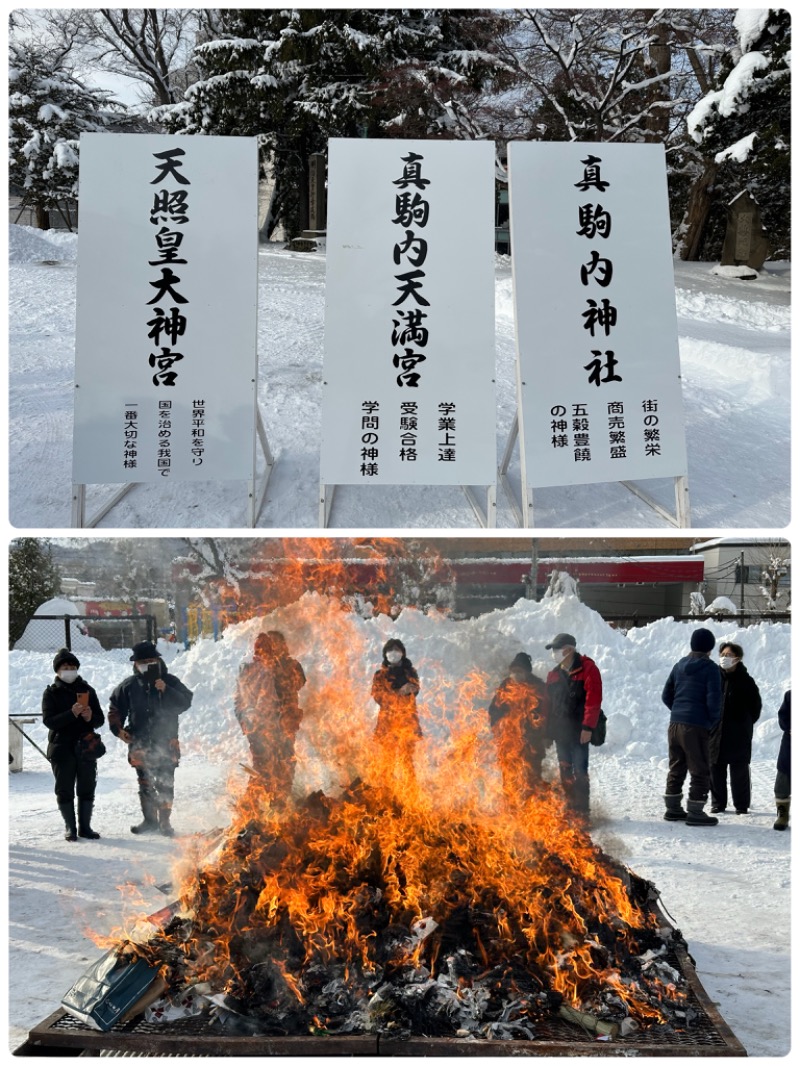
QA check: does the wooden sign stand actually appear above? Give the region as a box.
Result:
[319,482,497,529]
[499,411,690,529]
[71,410,275,529]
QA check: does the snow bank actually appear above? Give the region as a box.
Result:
[11,593,789,784]
[8,592,791,1055]
[8,223,78,262]
[13,597,103,653]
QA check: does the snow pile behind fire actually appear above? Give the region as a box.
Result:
[8,592,791,1052]
[10,591,790,783]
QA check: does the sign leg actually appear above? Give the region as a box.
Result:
[525,487,535,529]
[319,483,336,527]
[674,475,691,528]
[71,484,86,528]
[487,484,497,529]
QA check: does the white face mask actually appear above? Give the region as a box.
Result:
[553,648,567,661]
[59,669,78,684]
[136,661,159,674]
[720,656,737,669]
[386,651,403,664]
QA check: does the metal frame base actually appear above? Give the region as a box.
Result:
[71,411,274,529]
[499,414,691,528]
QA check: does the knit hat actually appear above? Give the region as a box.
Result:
[690,628,716,653]
[510,652,533,673]
[130,640,159,662]
[53,648,79,673]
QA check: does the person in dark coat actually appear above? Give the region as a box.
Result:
[773,690,791,830]
[42,649,105,841]
[108,640,193,837]
[371,638,421,795]
[234,631,306,801]
[662,627,721,826]
[709,642,762,814]
[545,633,602,816]
[489,652,549,805]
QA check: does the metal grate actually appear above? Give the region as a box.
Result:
[21,941,746,1057]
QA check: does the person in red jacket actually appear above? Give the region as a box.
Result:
[545,632,602,816]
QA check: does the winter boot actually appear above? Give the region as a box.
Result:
[131,794,159,835]
[773,798,790,831]
[571,774,591,817]
[663,794,688,821]
[158,805,175,837]
[58,801,78,842]
[77,799,100,840]
[685,799,718,826]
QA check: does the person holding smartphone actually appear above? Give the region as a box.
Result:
[42,649,105,841]
[108,641,193,837]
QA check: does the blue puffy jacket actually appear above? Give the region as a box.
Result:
[661,653,721,730]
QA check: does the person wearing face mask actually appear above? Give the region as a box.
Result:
[371,638,421,794]
[234,630,306,800]
[709,642,762,815]
[488,652,550,805]
[42,649,105,841]
[544,633,602,816]
[108,641,193,837]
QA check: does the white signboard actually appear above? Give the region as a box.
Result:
[73,134,259,484]
[321,138,496,485]
[509,141,688,489]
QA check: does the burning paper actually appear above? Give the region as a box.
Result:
[121,777,688,1041]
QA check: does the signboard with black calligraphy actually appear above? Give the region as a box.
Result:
[72,134,258,485]
[321,139,496,486]
[508,141,688,488]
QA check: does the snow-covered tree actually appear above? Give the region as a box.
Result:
[43,8,201,107]
[682,9,790,259]
[759,552,790,613]
[8,38,115,228]
[497,10,743,255]
[542,570,580,600]
[8,538,62,648]
[156,9,511,238]
[688,589,706,616]
[501,10,733,144]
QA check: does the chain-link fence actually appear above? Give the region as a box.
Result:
[9,614,157,654]
[604,612,791,631]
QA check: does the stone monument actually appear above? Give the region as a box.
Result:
[287,152,327,252]
[719,190,771,273]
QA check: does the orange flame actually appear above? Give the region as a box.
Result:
[109,540,682,1032]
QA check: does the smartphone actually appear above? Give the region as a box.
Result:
[77,692,89,706]
[143,663,161,684]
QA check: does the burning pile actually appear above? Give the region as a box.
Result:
[82,545,694,1042]
[121,774,688,1042]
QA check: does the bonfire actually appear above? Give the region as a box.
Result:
[71,543,694,1042]
[125,775,688,1041]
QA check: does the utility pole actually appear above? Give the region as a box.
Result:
[528,539,539,601]
[740,550,746,615]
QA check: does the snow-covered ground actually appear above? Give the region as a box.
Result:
[8,591,790,1054]
[7,224,791,528]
